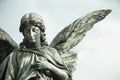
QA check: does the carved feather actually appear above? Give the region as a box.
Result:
[50,9,111,72]
[50,9,111,52]
[0,28,18,64]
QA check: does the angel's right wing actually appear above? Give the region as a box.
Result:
[50,9,111,52]
[50,9,111,72]
[0,28,18,64]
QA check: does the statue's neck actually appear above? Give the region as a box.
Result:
[34,39,41,49]
[23,39,42,49]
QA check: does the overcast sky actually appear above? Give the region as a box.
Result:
[0,0,120,80]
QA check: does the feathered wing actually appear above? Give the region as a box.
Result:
[50,9,111,72]
[0,28,18,64]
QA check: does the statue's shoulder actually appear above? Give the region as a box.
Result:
[11,49,35,58]
[45,46,62,60]
[9,49,35,65]
[13,49,32,53]
[11,49,23,53]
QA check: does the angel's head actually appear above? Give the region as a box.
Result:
[19,13,48,48]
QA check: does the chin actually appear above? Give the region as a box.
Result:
[28,40,36,43]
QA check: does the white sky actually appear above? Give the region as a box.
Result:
[0,0,120,80]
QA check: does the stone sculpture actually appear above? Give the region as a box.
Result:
[0,9,111,80]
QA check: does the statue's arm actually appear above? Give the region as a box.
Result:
[33,60,70,80]
[49,64,69,80]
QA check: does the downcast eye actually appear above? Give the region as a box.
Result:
[32,27,40,32]
[32,28,36,32]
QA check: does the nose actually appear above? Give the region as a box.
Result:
[30,27,36,38]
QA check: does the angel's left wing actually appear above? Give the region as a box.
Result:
[50,9,111,72]
[0,28,18,64]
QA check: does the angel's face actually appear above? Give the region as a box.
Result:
[23,23,40,43]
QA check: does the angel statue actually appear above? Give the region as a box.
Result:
[0,9,111,80]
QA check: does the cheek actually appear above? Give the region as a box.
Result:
[36,33,40,38]
[34,31,40,38]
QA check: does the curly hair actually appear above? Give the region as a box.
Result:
[19,13,48,48]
